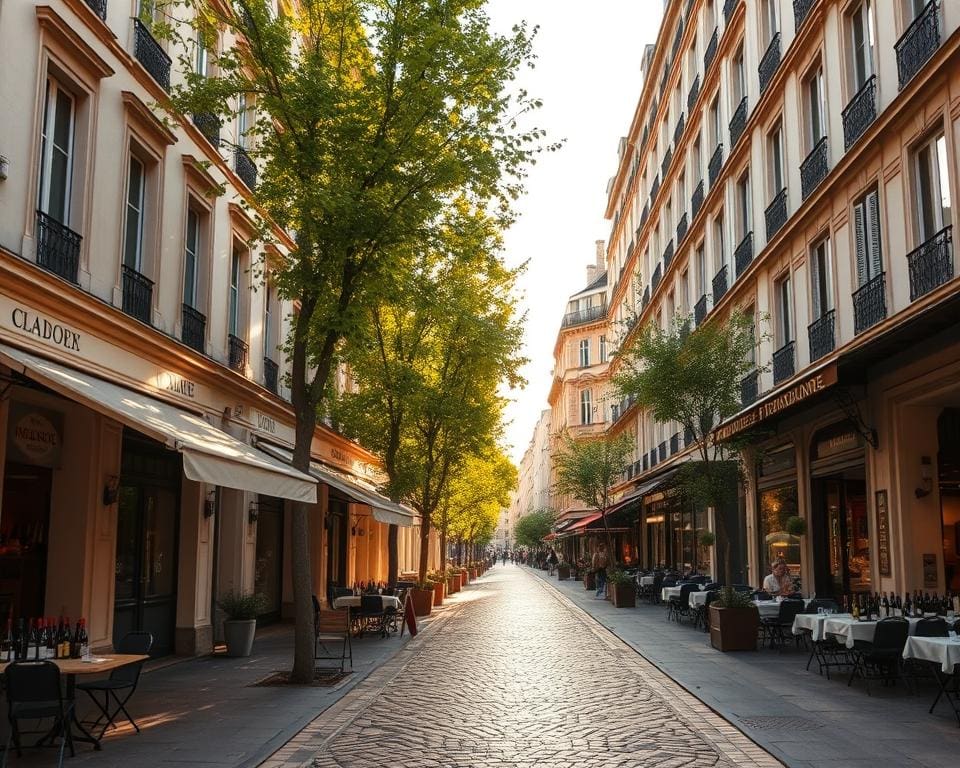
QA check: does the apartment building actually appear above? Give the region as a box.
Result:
[0,0,424,656]
[507,407,551,547]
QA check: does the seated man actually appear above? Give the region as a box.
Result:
[762,558,797,597]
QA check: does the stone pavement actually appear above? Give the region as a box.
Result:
[527,566,960,768]
[263,564,781,768]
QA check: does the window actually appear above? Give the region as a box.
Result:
[736,172,751,239]
[848,1,875,92]
[183,208,200,307]
[677,172,686,210]
[696,244,706,295]
[195,32,208,77]
[913,132,951,243]
[237,93,255,149]
[692,133,702,180]
[709,96,721,148]
[805,66,826,150]
[667,291,675,321]
[903,0,927,22]
[680,270,690,314]
[229,249,241,336]
[761,0,778,44]
[745,307,756,366]
[714,212,726,271]
[767,122,784,195]
[853,189,882,285]
[123,156,146,271]
[775,273,793,345]
[578,338,590,367]
[37,78,75,224]
[264,281,276,360]
[599,335,607,362]
[732,44,746,105]
[810,237,833,318]
[580,389,593,425]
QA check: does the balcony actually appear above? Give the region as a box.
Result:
[694,294,708,326]
[642,286,650,309]
[650,448,659,467]
[192,113,221,148]
[728,97,748,148]
[661,147,673,180]
[673,113,685,146]
[687,75,701,114]
[712,265,729,302]
[684,425,695,447]
[651,174,660,202]
[677,213,688,245]
[691,180,704,220]
[724,0,739,25]
[264,357,279,393]
[793,0,816,30]
[652,263,663,292]
[708,144,723,187]
[852,273,887,335]
[741,369,759,406]
[35,210,81,283]
[228,334,249,372]
[896,0,941,90]
[234,146,257,190]
[181,304,206,353]
[765,188,788,242]
[133,19,171,92]
[908,226,953,301]
[658,441,667,463]
[758,33,782,96]
[734,231,754,277]
[85,0,107,20]
[640,202,650,228]
[704,27,719,72]
[800,136,829,201]
[121,265,153,324]
[842,76,877,152]
[663,240,675,269]
[670,432,680,455]
[808,309,835,362]
[561,304,607,327]
[772,341,796,384]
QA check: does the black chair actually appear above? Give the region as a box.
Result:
[77,631,153,740]
[732,584,753,593]
[750,590,772,601]
[702,582,721,591]
[668,583,698,623]
[693,590,719,631]
[688,575,709,585]
[3,660,74,767]
[761,599,804,650]
[848,616,909,694]
[358,594,387,638]
[915,616,949,637]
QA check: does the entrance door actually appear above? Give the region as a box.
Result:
[0,463,52,619]
[325,497,348,600]
[812,474,870,597]
[254,496,283,623]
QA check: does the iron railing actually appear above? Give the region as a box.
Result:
[907,226,953,301]
[181,304,206,353]
[758,33,782,96]
[192,113,221,148]
[741,369,759,406]
[661,147,673,180]
[561,304,607,327]
[658,441,668,463]
[694,294,708,326]
[663,239,675,270]
[687,75,701,114]
[772,341,796,384]
[724,0,739,25]
[677,213,688,245]
[808,309,835,362]
[133,19,171,92]
[729,97,748,148]
[228,334,249,372]
[674,113,685,146]
[122,265,153,324]
[264,357,279,393]
[708,144,723,187]
[652,263,663,292]
[801,136,829,200]
[852,273,887,334]
[35,210,81,283]
[765,188,788,242]
[85,0,107,20]
[842,76,877,151]
[705,26,719,72]
[734,232,754,277]
[234,146,257,190]
[793,0,816,31]
[896,0,941,90]
[712,265,729,302]
[692,180,704,220]
[670,432,680,455]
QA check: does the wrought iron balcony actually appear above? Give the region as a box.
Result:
[793,0,816,30]
[133,19,171,92]
[852,273,887,334]
[734,231,754,277]
[908,225,953,301]
[670,432,680,455]
[640,203,649,228]
[228,333,249,372]
[122,265,153,324]
[758,33,782,96]
[741,369,759,406]
[192,113,221,148]
[652,263,663,292]
[181,304,206,353]
[661,147,673,180]
[704,27,719,72]
[234,146,257,190]
[650,448,659,467]
[664,239,675,269]
[684,425,695,447]
[842,76,876,151]
[712,264,729,302]
[801,136,829,201]
[772,341,796,384]
[724,0,739,25]
[35,210,81,283]
[708,144,723,187]
[677,213,688,245]
[765,188,788,242]
[687,75,701,114]
[85,0,107,20]
[896,0,941,90]
[642,285,650,309]
[694,294,708,326]
[658,441,667,463]
[264,357,279,393]
[651,174,661,201]
[728,97,748,149]
[674,113,686,146]
[561,304,607,327]
[808,309,835,362]
[692,180,704,220]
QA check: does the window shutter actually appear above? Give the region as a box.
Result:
[867,190,882,279]
[854,200,867,286]
[810,248,821,318]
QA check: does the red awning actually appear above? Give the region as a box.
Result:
[542,532,557,541]
[565,511,603,532]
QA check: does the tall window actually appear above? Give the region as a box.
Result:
[680,270,690,314]
[183,209,200,306]
[692,133,702,180]
[709,96,721,148]
[599,335,607,363]
[762,0,778,44]
[677,172,686,211]
[123,156,146,271]
[696,244,706,295]
[848,1,875,92]
[714,212,726,271]
[775,274,793,346]
[237,93,255,149]
[745,307,756,366]
[853,189,882,286]
[913,132,952,243]
[264,282,275,359]
[195,32,208,77]
[578,338,590,367]
[805,67,826,151]
[903,0,927,22]
[580,389,593,425]
[768,122,784,195]
[37,79,75,224]
[229,249,241,336]
[736,171,751,239]
[732,44,746,105]
[810,237,833,319]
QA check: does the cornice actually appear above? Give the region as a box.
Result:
[36,5,114,81]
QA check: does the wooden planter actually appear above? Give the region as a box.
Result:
[468,568,477,581]
[447,577,458,594]
[460,569,469,585]
[611,582,636,608]
[411,588,434,617]
[583,571,596,590]
[557,564,571,580]
[709,605,760,651]
[432,581,444,607]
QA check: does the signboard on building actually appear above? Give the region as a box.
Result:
[875,490,891,577]
[6,402,64,467]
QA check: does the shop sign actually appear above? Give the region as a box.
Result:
[817,430,862,460]
[157,371,196,399]
[876,490,891,577]
[714,364,838,442]
[6,402,63,467]
[10,307,81,352]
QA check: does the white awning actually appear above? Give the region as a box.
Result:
[0,344,317,504]
[258,443,416,527]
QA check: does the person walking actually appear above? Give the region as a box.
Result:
[547,548,559,576]
[592,543,610,599]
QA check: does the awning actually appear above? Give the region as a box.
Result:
[565,511,603,532]
[0,344,317,503]
[258,443,416,527]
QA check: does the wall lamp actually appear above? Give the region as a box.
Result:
[248,501,259,525]
[204,490,217,519]
[102,475,120,506]
[915,456,934,499]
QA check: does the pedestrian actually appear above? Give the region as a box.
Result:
[592,543,610,599]
[547,548,559,575]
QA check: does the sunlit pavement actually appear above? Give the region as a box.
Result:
[264,565,781,768]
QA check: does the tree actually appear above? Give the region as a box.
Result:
[553,432,633,560]
[614,311,762,586]
[513,508,555,549]
[443,449,516,565]
[167,0,544,682]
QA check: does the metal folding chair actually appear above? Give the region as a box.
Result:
[76,631,153,740]
[3,660,74,768]
[314,608,352,673]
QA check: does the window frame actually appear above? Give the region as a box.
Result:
[804,63,827,153]
[847,0,876,94]
[580,389,593,426]
[578,338,590,368]
[183,206,201,308]
[775,272,793,346]
[810,235,834,319]
[122,154,146,272]
[37,77,76,225]
[767,120,784,197]
[912,130,951,244]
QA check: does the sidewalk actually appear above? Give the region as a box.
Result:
[527,566,959,768]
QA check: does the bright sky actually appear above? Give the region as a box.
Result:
[486,1,666,465]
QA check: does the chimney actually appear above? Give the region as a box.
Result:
[586,240,606,285]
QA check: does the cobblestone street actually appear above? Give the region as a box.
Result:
[267,566,781,768]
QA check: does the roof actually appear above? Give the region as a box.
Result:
[569,270,608,298]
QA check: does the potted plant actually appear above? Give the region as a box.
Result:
[699,530,716,548]
[607,569,636,608]
[708,587,760,652]
[786,515,807,537]
[218,591,266,658]
[447,568,460,594]
[583,568,596,591]
[411,580,435,616]
[468,564,478,581]
[429,571,445,607]
[557,562,571,580]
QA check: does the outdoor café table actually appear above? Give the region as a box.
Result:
[902,635,960,725]
[661,584,704,602]
[639,575,656,586]
[752,598,812,619]
[332,594,401,611]
[822,615,923,648]
[792,612,850,642]
[0,654,149,750]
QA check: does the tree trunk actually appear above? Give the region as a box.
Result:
[289,406,317,684]
[417,516,431,584]
[600,508,616,566]
[439,529,447,579]
[388,524,399,585]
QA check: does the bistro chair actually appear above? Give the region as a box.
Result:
[761,598,804,651]
[384,588,407,634]
[3,660,73,768]
[693,590,719,632]
[803,598,840,614]
[358,594,388,638]
[77,631,153,740]
[314,608,352,673]
[668,583,698,623]
[847,616,909,694]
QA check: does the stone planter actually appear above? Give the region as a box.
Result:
[223,619,257,658]
[432,581,444,607]
[610,582,636,608]
[447,577,458,595]
[709,605,760,652]
[583,571,596,591]
[411,587,434,617]
[557,564,571,580]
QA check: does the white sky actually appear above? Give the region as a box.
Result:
[486,1,666,465]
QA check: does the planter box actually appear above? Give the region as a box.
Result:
[709,605,759,651]
[468,568,477,581]
[583,571,596,590]
[223,619,257,657]
[611,582,636,608]
[447,577,458,595]
[411,588,434,617]
[557,564,571,580]
[432,581,444,607]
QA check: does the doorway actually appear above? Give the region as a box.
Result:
[811,472,870,597]
[0,462,52,619]
[325,497,348,599]
[254,496,283,623]
[938,408,960,590]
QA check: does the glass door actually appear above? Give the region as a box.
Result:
[813,475,870,597]
[254,496,283,623]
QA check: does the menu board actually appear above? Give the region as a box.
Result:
[875,490,891,577]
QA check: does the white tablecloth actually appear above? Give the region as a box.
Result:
[639,575,656,586]
[902,636,960,674]
[333,595,401,611]
[822,615,923,648]
[792,612,852,641]
[661,584,705,602]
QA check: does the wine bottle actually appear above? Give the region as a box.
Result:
[59,617,71,660]
[77,618,89,659]
[852,597,860,621]
[882,592,890,619]
[33,618,43,660]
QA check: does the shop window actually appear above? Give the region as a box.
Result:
[912,131,951,244]
[759,484,801,582]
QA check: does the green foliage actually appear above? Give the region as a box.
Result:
[712,587,756,609]
[218,590,266,620]
[606,568,633,585]
[553,432,633,513]
[786,515,808,536]
[513,508,555,548]
[698,530,716,547]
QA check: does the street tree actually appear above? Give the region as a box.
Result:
[512,508,555,549]
[443,449,516,565]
